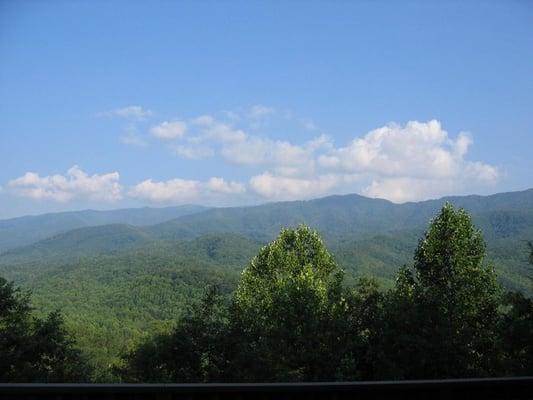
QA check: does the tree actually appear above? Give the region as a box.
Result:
[334,277,384,380]
[499,291,533,375]
[498,241,533,376]
[119,286,230,383]
[231,225,346,381]
[527,241,533,274]
[0,277,92,382]
[379,204,503,379]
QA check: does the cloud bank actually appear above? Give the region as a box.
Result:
[150,113,498,202]
[7,166,122,202]
[129,177,245,203]
[6,109,499,205]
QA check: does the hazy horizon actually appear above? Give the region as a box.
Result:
[2,186,533,221]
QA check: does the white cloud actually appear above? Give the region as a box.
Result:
[454,132,472,157]
[206,177,246,194]
[242,120,498,202]
[114,108,500,204]
[465,161,499,183]
[249,172,341,201]
[175,145,214,160]
[173,112,329,169]
[221,137,307,167]
[318,120,460,179]
[99,106,152,120]
[200,122,247,143]
[150,121,187,140]
[129,178,201,203]
[308,120,497,202]
[129,177,245,203]
[7,166,122,202]
[220,134,332,175]
[362,178,458,203]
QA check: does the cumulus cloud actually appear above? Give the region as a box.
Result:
[206,177,246,194]
[243,120,499,202]
[189,120,246,143]
[465,161,499,183]
[165,114,498,202]
[221,137,311,168]
[108,107,499,204]
[150,121,187,140]
[173,112,327,175]
[129,178,200,203]
[7,166,122,202]
[129,177,245,203]
[313,120,499,202]
[249,172,342,201]
[318,120,460,178]
[362,178,458,203]
[98,106,153,120]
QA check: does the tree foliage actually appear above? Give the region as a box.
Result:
[0,277,92,382]
[119,286,229,382]
[2,204,532,382]
[378,204,503,378]
[120,211,532,382]
[231,226,346,381]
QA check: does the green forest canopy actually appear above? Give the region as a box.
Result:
[1,204,532,382]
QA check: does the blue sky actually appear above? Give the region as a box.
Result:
[0,1,532,218]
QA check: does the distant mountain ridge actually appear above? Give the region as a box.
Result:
[146,189,533,244]
[0,205,208,252]
[2,189,533,257]
[1,189,533,293]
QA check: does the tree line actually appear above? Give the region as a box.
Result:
[1,204,532,382]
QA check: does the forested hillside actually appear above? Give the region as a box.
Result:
[0,190,532,380]
[2,205,531,382]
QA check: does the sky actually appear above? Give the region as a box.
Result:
[0,0,532,219]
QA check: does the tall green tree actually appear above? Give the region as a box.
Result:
[0,277,92,382]
[231,226,346,382]
[379,204,502,378]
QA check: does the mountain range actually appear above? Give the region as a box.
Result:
[0,189,531,376]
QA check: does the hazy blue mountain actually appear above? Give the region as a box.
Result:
[1,189,532,293]
[147,189,533,244]
[3,189,533,262]
[0,205,208,252]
